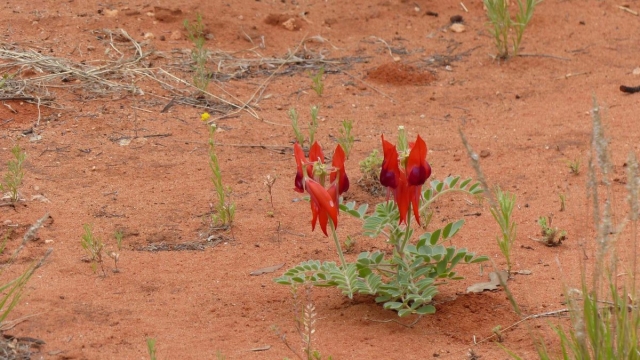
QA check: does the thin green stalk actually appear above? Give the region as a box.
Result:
[329,220,347,270]
[399,214,412,254]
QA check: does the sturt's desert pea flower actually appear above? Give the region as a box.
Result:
[380,134,432,225]
[294,142,350,236]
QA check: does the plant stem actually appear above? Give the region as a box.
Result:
[399,213,412,254]
[329,220,347,269]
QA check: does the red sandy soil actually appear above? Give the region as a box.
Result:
[1,0,639,359]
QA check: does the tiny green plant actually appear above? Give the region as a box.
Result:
[309,66,325,96]
[559,193,566,212]
[81,224,105,275]
[358,149,384,196]
[490,186,517,274]
[206,116,235,229]
[289,106,320,148]
[343,235,355,253]
[337,119,354,159]
[536,215,566,247]
[146,338,157,360]
[483,0,540,59]
[309,105,319,146]
[184,13,209,92]
[492,325,504,343]
[0,143,26,203]
[568,158,580,175]
[114,230,124,251]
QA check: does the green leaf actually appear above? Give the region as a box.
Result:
[442,220,464,239]
[447,176,459,188]
[415,305,436,315]
[357,204,369,218]
[355,273,381,295]
[430,229,441,245]
[383,301,404,310]
[398,309,413,317]
[459,178,472,189]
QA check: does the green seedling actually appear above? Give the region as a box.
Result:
[208,123,235,229]
[536,215,566,247]
[568,158,580,175]
[81,224,105,275]
[337,119,354,159]
[146,338,157,360]
[343,235,355,253]
[310,66,325,96]
[358,149,384,196]
[490,187,517,274]
[492,325,504,343]
[289,106,320,147]
[114,230,124,251]
[0,144,26,203]
[184,13,209,92]
[484,0,540,59]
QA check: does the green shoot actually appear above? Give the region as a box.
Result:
[81,224,105,275]
[208,124,235,229]
[310,66,325,96]
[490,187,517,274]
[484,0,540,58]
[358,149,384,196]
[114,230,124,251]
[184,13,209,92]
[0,144,26,203]
[537,215,566,247]
[289,106,321,147]
[559,193,566,212]
[568,158,580,175]
[309,105,319,146]
[337,119,354,159]
[289,108,305,145]
[146,338,157,360]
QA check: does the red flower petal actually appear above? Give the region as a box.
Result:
[380,135,400,189]
[406,135,430,186]
[294,143,306,193]
[309,141,324,164]
[306,179,338,236]
[330,145,350,195]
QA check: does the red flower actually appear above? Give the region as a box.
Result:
[330,144,350,195]
[379,134,432,225]
[306,179,339,236]
[293,142,350,235]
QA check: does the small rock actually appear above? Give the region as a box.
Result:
[479,149,491,158]
[104,9,118,17]
[205,33,214,40]
[450,23,465,33]
[3,220,11,225]
[143,32,155,40]
[32,194,51,203]
[633,67,640,76]
[282,18,297,31]
[160,35,166,41]
[45,239,54,244]
[169,30,182,40]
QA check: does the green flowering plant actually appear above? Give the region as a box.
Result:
[276,127,488,316]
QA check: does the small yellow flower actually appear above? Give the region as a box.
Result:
[201,112,211,122]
